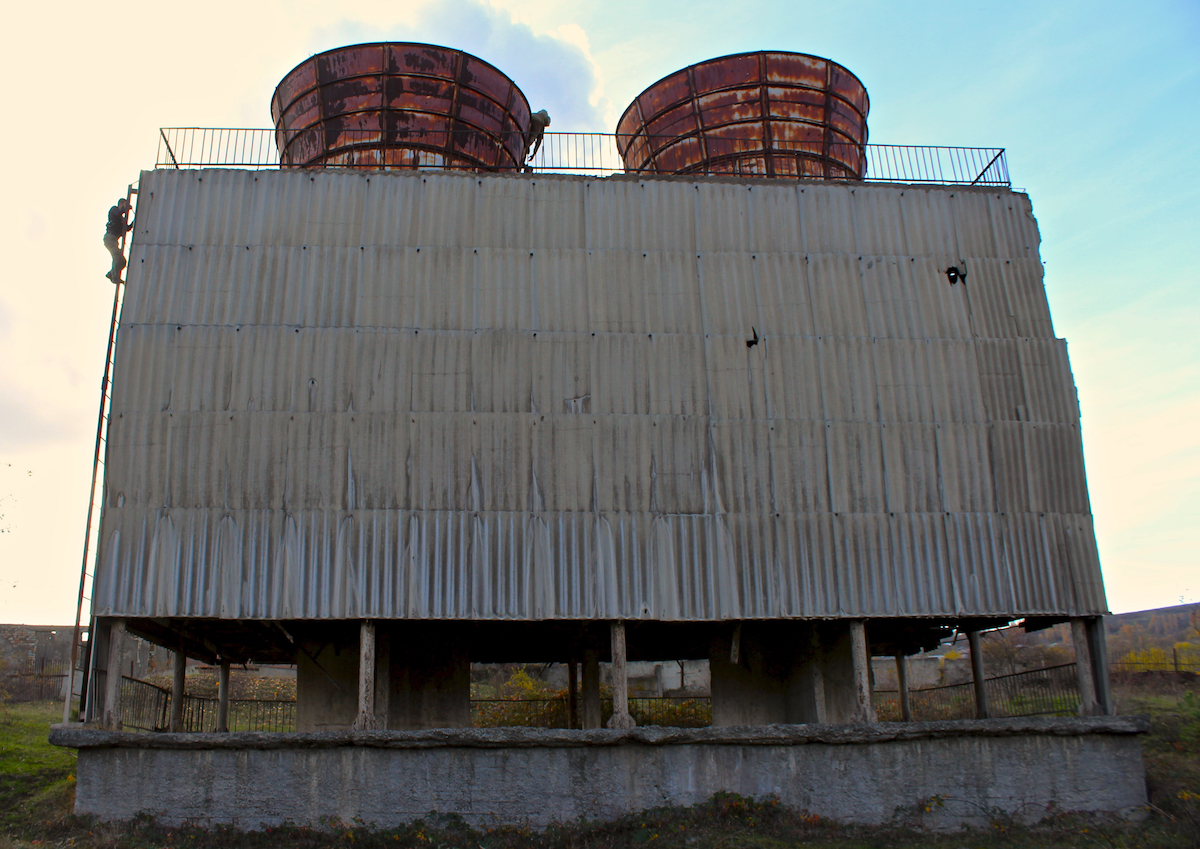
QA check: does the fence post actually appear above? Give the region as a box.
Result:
[967,630,990,719]
[1174,646,1180,674]
[606,622,635,729]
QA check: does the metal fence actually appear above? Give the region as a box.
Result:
[181,696,297,732]
[1,667,68,702]
[115,679,296,732]
[120,676,171,731]
[875,662,1081,721]
[155,128,1009,186]
[471,696,712,728]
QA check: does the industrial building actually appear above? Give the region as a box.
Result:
[52,44,1141,827]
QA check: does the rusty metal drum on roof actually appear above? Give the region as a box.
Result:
[616,51,869,179]
[271,43,532,171]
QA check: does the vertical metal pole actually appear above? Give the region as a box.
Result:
[354,620,377,731]
[102,619,126,730]
[967,630,990,719]
[170,647,186,731]
[607,622,635,729]
[581,650,601,729]
[567,660,579,729]
[895,653,912,722]
[1071,618,1101,716]
[849,620,875,723]
[216,661,230,732]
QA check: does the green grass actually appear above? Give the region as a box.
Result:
[3,680,1199,848]
[0,700,76,838]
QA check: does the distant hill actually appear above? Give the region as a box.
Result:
[1104,602,1200,665]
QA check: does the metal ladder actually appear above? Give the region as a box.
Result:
[63,182,138,724]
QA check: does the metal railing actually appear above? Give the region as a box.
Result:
[156,128,1009,186]
[181,696,296,732]
[471,696,712,728]
[875,662,1081,721]
[120,676,171,731]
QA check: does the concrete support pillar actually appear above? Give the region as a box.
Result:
[102,619,126,730]
[216,661,230,732]
[170,647,187,732]
[567,660,579,729]
[375,627,391,729]
[296,641,357,732]
[968,630,990,719]
[386,624,469,730]
[581,650,601,729]
[354,621,378,731]
[895,654,913,722]
[606,622,635,729]
[794,625,827,724]
[1085,616,1114,715]
[849,620,875,724]
[1071,618,1102,716]
[713,622,850,726]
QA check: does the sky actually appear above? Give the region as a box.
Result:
[0,0,1197,624]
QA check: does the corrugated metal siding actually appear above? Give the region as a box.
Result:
[94,169,1106,620]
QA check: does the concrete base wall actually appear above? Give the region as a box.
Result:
[53,718,1147,830]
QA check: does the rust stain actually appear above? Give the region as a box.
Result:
[616,50,869,179]
[273,43,531,171]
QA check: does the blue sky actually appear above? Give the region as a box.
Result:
[0,0,1196,622]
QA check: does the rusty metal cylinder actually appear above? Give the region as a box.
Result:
[616,51,868,179]
[272,43,532,170]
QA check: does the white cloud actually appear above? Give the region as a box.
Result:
[307,0,608,131]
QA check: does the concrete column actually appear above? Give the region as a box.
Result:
[375,627,391,729]
[581,650,601,729]
[296,641,357,732]
[606,622,635,729]
[1071,618,1102,716]
[170,647,187,731]
[82,621,108,723]
[353,621,378,731]
[895,654,913,722]
[216,661,230,732]
[102,619,126,730]
[849,620,875,723]
[1085,616,1114,715]
[386,623,470,730]
[567,660,579,729]
[968,630,990,719]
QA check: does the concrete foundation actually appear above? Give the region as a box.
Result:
[52,717,1147,830]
